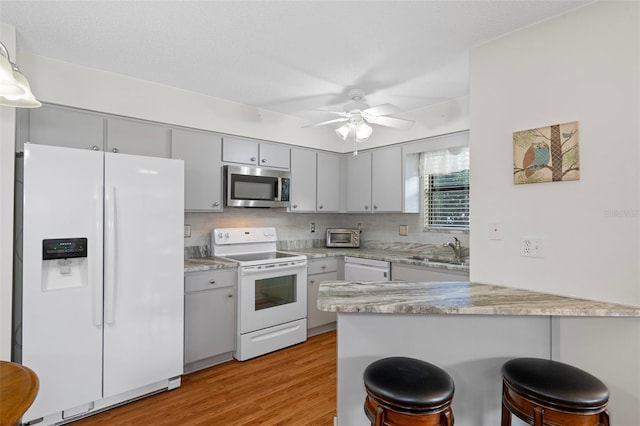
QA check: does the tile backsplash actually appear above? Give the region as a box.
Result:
[185,208,469,255]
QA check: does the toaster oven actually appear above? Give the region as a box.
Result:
[326,228,360,248]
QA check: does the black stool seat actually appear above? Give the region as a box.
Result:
[502,358,609,411]
[364,356,455,413]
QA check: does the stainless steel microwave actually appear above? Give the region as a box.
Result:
[224,165,291,208]
[326,228,360,248]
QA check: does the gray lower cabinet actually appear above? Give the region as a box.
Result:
[307,258,338,334]
[184,268,236,373]
[391,263,470,282]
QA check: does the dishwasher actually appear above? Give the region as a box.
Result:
[344,256,390,281]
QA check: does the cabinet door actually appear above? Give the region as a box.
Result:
[372,146,403,212]
[259,142,290,169]
[184,286,236,364]
[317,152,342,212]
[346,151,372,212]
[28,105,104,151]
[307,272,338,329]
[222,136,259,165]
[172,129,223,211]
[290,148,317,212]
[106,117,171,158]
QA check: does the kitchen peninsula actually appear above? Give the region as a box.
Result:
[318,281,640,426]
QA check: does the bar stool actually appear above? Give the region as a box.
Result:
[501,358,610,426]
[363,356,454,426]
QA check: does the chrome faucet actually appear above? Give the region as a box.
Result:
[443,237,463,263]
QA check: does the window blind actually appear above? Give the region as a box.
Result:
[421,147,470,230]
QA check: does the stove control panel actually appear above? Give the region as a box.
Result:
[213,227,277,245]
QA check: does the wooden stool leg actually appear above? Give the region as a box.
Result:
[374,404,385,426]
[533,406,544,426]
[599,409,610,426]
[501,401,511,426]
[441,408,453,426]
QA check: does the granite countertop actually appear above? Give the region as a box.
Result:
[317,280,640,317]
[184,257,238,273]
[184,244,471,274]
[288,247,470,273]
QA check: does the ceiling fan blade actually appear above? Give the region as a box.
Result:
[364,115,415,130]
[362,103,402,116]
[302,117,348,128]
[309,109,349,116]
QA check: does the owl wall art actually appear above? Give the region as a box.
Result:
[513,121,580,184]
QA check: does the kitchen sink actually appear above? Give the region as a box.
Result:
[409,255,467,266]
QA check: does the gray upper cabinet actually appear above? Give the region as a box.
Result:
[317,152,342,212]
[346,146,403,213]
[27,105,104,151]
[222,136,290,169]
[259,142,290,169]
[172,129,223,212]
[346,151,373,212]
[106,117,171,158]
[290,148,317,212]
[372,146,402,212]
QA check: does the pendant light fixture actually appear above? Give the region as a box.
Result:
[0,41,41,108]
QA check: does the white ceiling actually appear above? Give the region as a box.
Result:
[1,0,589,124]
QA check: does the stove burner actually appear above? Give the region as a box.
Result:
[222,251,300,263]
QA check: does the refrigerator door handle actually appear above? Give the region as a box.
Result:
[94,184,103,326]
[105,185,117,324]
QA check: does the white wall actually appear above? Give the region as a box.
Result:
[0,23,17,361]
[470,1,640,421]
[18,52,469,154]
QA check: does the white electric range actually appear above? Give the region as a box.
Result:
[212,227,308,361]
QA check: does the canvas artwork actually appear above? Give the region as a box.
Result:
[513,121,580,184]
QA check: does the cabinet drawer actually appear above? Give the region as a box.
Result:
[185,268,236,293]
[308,258,338,275]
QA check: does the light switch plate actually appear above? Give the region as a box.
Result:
[399,225,409,236]
[184,225,191,238]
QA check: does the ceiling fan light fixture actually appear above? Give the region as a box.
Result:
[0,41,41,108]
[355,122,372,142]
[335,122,352,140]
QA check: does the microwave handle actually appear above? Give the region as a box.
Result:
[276,177,282,201]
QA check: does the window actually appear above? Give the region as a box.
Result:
[421,146,470,230]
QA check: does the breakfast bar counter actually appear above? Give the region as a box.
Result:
[318,280,640,426]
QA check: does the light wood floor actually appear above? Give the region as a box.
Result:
[72,331,337,426]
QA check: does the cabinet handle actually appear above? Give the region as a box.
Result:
[261,158,267,163]
[227,293,233,298]
[310,280,315,284]
[318,205,323,210]
[213,202,220,207]
[321,265,326,270]
[92,145,100,151]
[292,204,298,209]
[209,279,216,284]
[364,205,369,210]
[374,205,378,210]
[250,157,256,162]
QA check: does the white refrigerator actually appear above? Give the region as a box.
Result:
[16,143,184,424]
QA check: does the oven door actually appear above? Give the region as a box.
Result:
[238,261,307,334]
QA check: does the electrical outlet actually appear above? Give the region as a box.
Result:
[310,222,315,233]
[521,237,543,258]
[184,225,191,238]
[399,225,409,236]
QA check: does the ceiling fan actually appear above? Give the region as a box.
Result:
[304,88,415,143]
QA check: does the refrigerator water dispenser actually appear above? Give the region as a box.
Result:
[41,238,88,291]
